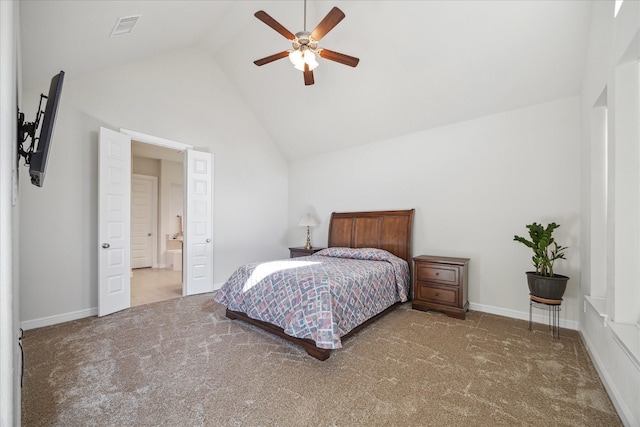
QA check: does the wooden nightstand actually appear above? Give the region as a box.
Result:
[289,247,325,258]
[412,255,470,319]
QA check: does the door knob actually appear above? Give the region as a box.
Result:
[102,243,110,249]
[147,233,152,236]
[206,238,211,243]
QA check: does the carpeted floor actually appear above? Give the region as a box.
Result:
[21,294,621,426]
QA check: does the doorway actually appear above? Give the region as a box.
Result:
[98,127,214,317]
[131,141,184,307]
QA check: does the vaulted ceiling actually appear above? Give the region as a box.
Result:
[20,0,592,160]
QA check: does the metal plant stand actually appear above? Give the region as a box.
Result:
[529,294,562,339]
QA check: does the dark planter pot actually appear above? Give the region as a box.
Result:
[526,272,569,300]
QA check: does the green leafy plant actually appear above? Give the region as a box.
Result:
[514,222,567,277]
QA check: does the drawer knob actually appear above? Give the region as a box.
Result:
[435,292,440,296]
[435,272,440,276]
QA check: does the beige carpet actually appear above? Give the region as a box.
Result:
[21,294,621,426]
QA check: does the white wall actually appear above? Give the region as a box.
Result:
[132,156,160,177]
[580,0,640,425]
[0,1,20,424]
[19,47,289,324]
[289,97,582,325]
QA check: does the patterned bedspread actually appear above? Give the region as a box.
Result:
[214,247,410,349]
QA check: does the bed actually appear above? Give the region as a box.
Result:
[214,209,414,360]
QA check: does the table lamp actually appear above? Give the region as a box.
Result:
[298,213,319,250]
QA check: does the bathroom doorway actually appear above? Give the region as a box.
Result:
[99,127,213,316]
[131,140,184,307]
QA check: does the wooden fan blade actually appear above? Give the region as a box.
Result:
[310,7,345,41]
[255,10,295,40]
[318,49,360,67]
[304,63,314,86]
[254,51,290,66]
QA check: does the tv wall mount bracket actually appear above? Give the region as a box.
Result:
[17,93,47,165]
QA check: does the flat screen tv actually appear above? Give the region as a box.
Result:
[17,70,65,187]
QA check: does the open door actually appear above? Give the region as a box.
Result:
[98,127,132,316]
[183,149,213,295]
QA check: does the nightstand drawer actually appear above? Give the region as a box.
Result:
[416,263,459,286]
[416,283,458,306]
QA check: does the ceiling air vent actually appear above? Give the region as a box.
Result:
[110,15,141,37]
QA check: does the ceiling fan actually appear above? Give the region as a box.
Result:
[253,1,360,86]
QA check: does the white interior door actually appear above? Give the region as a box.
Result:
[131,174,155,269]
[184,149,213,295]
[98,127,131,316]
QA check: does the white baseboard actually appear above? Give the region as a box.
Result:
[20,298,576,332]
[21,285,224,330]
[580,328,635,427]
[469,301,579,330]
[21,307,98,331]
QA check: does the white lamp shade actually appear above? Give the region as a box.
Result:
[298,213,319,227]
[289,50,303,67]
[304,50,319,70]
[291,49,319,72]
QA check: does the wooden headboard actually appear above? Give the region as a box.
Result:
[327,209,415,265]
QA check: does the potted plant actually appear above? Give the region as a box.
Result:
[514,222,569,300]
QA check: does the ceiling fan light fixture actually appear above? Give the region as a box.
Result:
[289,49,303,67]
[291,48,319,71]
[304,50,319,70]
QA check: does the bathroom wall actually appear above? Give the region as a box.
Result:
[132,156,160,177]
